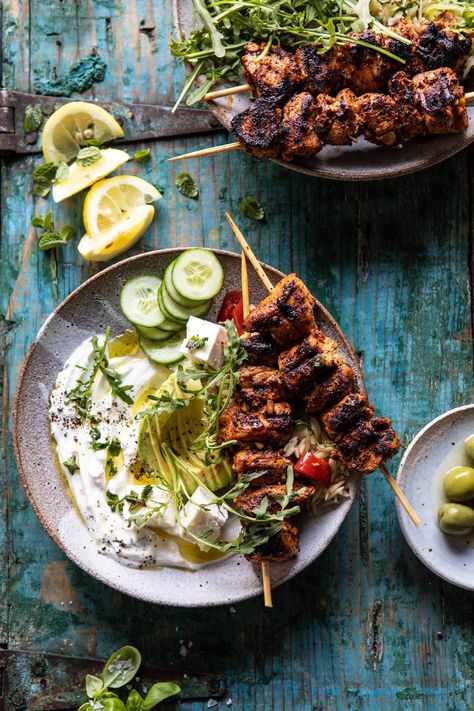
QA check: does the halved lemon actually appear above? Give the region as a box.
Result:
[42,101,124,164]
[83,175,162,236]
[52,148,130,203]
[78,204,155,262]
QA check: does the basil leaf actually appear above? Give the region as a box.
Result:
[56,161,70,182]
[176,172,198,199]
[38,232,67,251]
[76,146,101,166]
[126,690,144,711]
[102,646,141,688]
[24,104,42,133]
[101,700,127,711]
[132,149,151,163]
[240,195,264,221]
[85,674,104,698]
[77,704,94,711]
[143,682,181,710]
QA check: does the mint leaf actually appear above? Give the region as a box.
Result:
[132,148,151,163]
[63,455,79,474]
[76,146,101,166]
[240,195,264,221]
[24,104,42,133]
[38,232,69,251]
[32,161,57,197]
[176,172,198,199]
[56,161,69,182]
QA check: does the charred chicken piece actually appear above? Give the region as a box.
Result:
[321,393,374,441]
[342,31,410,95]
[412,67,468,134]
[235,482,315,517]
[305,362,356,414]
[278,329,339,395]
[406,21,472,76]
[231,98,282,158]
[219,402,293,447]
[314,89,361,146]
[388,72,425,141]
[233,449,292,486]
[235,366,286,411]
[281,92,322,161]
[245,520,299,562]
[295,44,345,97]
[241,332,280,368]
[244,274,316,345]
[242,42,304,103]
[333,417,401,473]
[357,93,401,147]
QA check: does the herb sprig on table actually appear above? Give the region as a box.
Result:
[77,645,180,711]
[31,211,75,250]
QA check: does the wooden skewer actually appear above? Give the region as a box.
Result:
[226,213,274,292]
[168,142,241,162]
[204,83,251,101]
[380,464,421,526]
[228,213,421,526]
[240,250,273,608]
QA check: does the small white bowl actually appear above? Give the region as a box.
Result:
[396,404,474,590]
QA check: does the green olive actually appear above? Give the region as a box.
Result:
[438,503,474,535]
[443,466,474,502]
[464,434,474,462]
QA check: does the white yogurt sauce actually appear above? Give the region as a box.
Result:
[49,335,239,570]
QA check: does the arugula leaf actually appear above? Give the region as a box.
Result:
[132,148,151,163]
[240,195,264,221]
[193,0,225,58]
[76,146,101,166]
[63,455,79,475]
[24,104,42,133]
[176,172,199,199]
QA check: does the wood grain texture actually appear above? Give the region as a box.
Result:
[1,0,474,709]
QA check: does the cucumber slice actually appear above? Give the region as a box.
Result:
[172,249,224,303]
[159,285,211,324]
[163,262,207,308]
[120,275,166,328]
[136,324,179,342]
[140,331,186,365]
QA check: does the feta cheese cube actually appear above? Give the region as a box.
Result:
[122,484,176,531]
[180,485,228,542]
[179,317,228,370]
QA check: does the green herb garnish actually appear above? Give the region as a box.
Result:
[77,644,180,711]
[31,211,75,251]
[24,104,42,133]
[66,327,133,421]
[63,455,79,475]
[176,172,199,199]
[240,195,265,222]
[186,335,208,350]
[132,148,151,162]
[76,145,101,166]
[32,162,58,197]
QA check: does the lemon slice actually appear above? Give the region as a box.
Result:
[78,204,155,261]
[52,148,130,203]
[83,175,162,236]
[42,101,124,164]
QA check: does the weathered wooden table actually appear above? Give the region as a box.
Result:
[1,1,473,709]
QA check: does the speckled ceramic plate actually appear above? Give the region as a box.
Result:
[396,404,474,591]
[13,249,363,606]
[173,1,474,181]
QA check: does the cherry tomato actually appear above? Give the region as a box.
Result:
[294,452,331,485]
[218,291,244,334]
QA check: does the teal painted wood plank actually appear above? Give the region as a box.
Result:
[1,0,474,709]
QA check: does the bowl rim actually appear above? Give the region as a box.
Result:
[396,403,474,591]
[12,247,362,605]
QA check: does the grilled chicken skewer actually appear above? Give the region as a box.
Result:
[169,69,472,163]
[203,19,471,103]
[224,214,421,551]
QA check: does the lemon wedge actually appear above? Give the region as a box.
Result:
[83,175,162,236]
[52,148,130,203]
[42,101,124,164]
[78,205,155,261]
[78,175,162,261]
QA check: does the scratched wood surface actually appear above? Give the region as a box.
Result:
[1,1,474,709]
